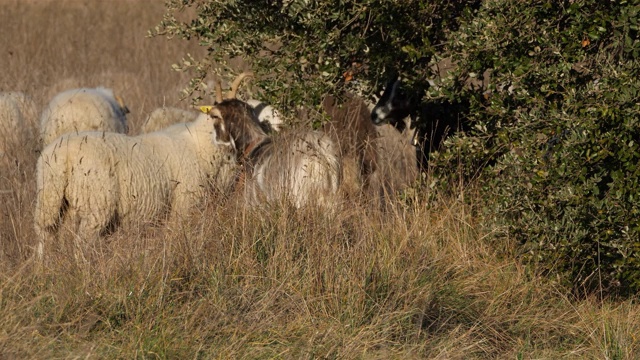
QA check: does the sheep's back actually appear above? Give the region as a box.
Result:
[140,107,199,134]
[249,130,341,208]
[137,118,239,197]
[40,88,129,145]
[42,132,173,226]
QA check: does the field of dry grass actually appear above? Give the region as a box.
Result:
[1,0,639,358]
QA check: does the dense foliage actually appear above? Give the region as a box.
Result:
[436,0,640,294]
[152,0,475,110]
[154,0,640,294]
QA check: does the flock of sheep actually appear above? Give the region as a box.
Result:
[0,72,419,264]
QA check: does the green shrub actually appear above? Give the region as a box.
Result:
[151,0,474,113]
[432,0,640,294]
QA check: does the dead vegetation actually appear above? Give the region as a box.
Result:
[0,1,639,358]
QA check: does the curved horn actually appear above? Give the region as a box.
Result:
[215,79,223,104]
[227,72,254,99]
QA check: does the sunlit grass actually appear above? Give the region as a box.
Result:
[0,1,638,358]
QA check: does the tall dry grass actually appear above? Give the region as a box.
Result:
[0,0,639,358]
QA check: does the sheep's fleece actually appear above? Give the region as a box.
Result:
[244,129,342,210]
[40,87,129,145]
[141,107,199,133]
[35,112,238,259]
[0,93,30,160]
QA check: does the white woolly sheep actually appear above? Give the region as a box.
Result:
[0,94,29,163]
[213,73,342,211]
[34,110,238,263]
[140,106,199,133]
[39,87,130,145]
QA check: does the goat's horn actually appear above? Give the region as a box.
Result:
[227,72,254,99]
[215,79,223,104]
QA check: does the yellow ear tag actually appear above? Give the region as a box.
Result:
[199,105,214,113]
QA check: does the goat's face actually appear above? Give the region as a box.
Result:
[213,99,269,157]
[206,107,235,149]
[371,78,413,127]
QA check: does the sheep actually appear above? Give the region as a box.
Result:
[34,109,238,263]
[212,73,342,211]
[39,87,130,145]
[140,106,200,133]
[0,92,36,165]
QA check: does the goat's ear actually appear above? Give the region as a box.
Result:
[207,107,223,120]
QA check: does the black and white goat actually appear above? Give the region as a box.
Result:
[370,76,466,169]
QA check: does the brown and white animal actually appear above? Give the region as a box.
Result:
[322,92,418,204]
[210,73,342,211]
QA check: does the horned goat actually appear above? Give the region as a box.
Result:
[323,92,418,204]
[371,76,467,169]
[211,73,342,211]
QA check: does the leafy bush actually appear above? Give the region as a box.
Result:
[151,0,475,113]
[432,0,640,294]
[154,0,640,294]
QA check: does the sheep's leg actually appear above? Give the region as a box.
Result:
[34,227,56,270]
[67,171,118,264]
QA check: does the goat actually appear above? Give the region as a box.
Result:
[322,92,418,205]
[210,73,342,211]
[370,76,467,169]
[246,99,283,132]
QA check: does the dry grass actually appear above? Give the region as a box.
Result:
[0,0,639,358]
